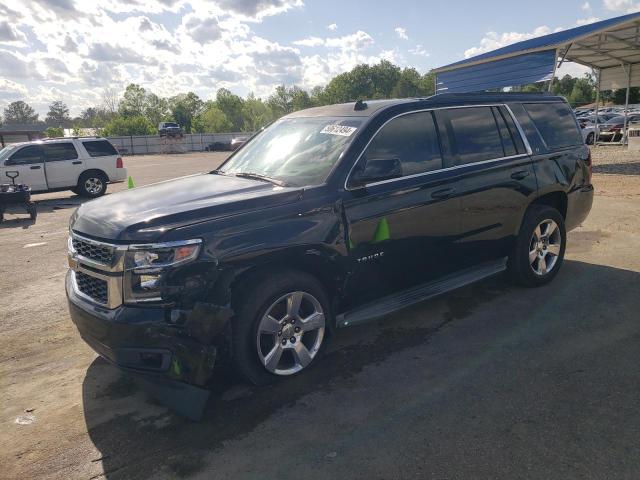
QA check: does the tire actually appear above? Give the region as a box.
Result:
[77,172,108,198]
[586,132,594,145]
[232,269,331,386]
[508,205,566,287]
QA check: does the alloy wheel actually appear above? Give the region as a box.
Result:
[84,177,103,195]
[256,291,325,375]
[529,219,562,275]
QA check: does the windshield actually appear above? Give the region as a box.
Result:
[218,116,364,187]
[0,145,19,162]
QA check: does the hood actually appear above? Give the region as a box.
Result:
[71,173,302,242]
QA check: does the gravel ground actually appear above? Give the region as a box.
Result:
[1,149,639,480]
[591,145,640,175]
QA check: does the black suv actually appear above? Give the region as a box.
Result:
[67,93,593,401]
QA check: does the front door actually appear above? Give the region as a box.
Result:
[42,142,83,188]
[342,110,464,309]
[2,145,48,191]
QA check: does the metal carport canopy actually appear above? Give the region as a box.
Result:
[433,11,640,93]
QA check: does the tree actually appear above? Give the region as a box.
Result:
[44,126,64,137]
[3,101,38,124]
[102,88,119,114]
[144,93,169,126]
[391,68,434,98]
[613,87,640,105]
[118,84,147,117]
[193,102,233,133]
[102,115,155,136]
[216,88,244,131]
[169,92,203,133]
[242,94,273,131]
[45,100,70,127]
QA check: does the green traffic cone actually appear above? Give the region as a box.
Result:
[127,176,135,189]
[371,217,390,244]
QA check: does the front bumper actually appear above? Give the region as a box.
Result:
[66,270,231,387]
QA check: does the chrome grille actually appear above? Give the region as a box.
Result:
[75,271,108,304]
[72,237,114,264]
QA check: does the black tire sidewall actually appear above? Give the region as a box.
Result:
[510,205,567,287]
[78,172,107,198]
[231,270,331,386]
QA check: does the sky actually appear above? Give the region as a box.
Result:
[1,0,639,117]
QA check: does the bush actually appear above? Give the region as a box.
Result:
[44,126,64,138]
[102,115,155,136]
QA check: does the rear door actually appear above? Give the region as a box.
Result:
[342,110,465,308]
[81,140,120,181]
[434,105,536,267]
[2,145,48,191]
[42,142,83,188]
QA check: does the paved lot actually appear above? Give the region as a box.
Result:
[1,149,639,479]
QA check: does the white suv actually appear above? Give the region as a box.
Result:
[0,137,127,197]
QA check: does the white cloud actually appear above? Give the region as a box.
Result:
[603,0,640,12]
[408,44,429,57]
[394,27,408,40]
[576,16,601,25]
[293,36,325,47]
[582,1,592,11]
[464,26,552,58]
[327,23,337,31]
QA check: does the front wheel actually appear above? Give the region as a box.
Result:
[508,205,566,287]
[232,270,330,385]
[77,172,107,198]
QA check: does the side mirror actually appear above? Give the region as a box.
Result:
[350,158,402,187]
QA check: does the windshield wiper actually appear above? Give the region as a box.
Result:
[233,172,288,187]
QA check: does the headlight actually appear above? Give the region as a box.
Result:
[124,239,201,304]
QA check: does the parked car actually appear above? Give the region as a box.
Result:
[581,124,596,144]
[66,94,593,415]
[596,114,640,142]
[0,137,126,197]
[204,141,231,152]
[158,122,183,137]
[230,136,249,150]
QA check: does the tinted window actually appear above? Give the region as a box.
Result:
[524,102,583,149]
[492,107,517,157]
[363,111,442,176]
[43,143,78,161]
[436,107,504,165]
[6,145,43,165]
[83,140,118,157]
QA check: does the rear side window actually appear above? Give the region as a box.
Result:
[43,143,78,161]
[363,111,442,176]
[436,107,505,165]
[523,102,583,149]
[7,145,43,165]
[83,140,118,157]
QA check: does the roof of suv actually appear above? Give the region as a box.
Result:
[286,92,568,118]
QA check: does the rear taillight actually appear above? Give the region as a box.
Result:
[116,157,124,168]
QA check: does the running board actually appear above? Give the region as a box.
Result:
[336,258,507,328]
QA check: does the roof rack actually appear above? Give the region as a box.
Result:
[42,136,102,141]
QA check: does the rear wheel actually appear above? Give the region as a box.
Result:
[508,205,566,287]
[77,172,107,198]
[232,270,330,385]
[586,132,595,145]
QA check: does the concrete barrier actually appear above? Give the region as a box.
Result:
[107,133,251,155]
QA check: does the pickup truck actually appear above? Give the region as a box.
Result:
[66,93,593,415]
[0,137,126,197]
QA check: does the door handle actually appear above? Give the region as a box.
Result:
[30,165,41,170]
[510,170,530,180]
[72,161,82,165]
[431,187,455,199]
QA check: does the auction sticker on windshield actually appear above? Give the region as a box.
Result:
[320,125,357,136]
